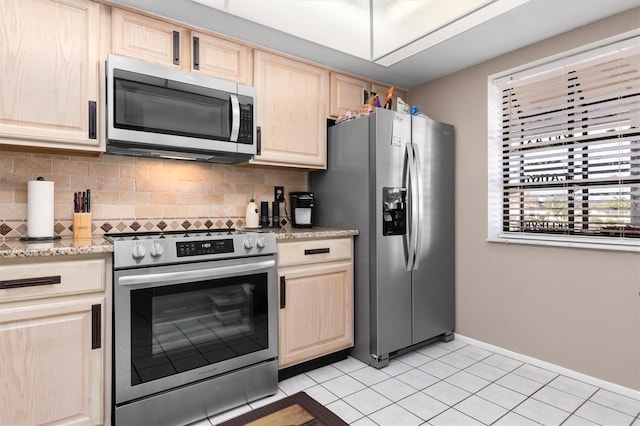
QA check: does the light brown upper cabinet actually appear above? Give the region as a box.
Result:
[112,9,252,84]
[330,73,369,118]
[0,0,103,152]
[191,31,253,85]
[252,50,329,169]
[112,8,188,69]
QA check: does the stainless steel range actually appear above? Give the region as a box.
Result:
[107,229,278,426]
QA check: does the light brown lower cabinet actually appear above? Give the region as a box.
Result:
[0,254,111,426]
[277,237,354,369]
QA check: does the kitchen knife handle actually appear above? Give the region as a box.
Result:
[193,36,200,70]
[304,248,330,255]
[91,304,101,349]
[0,275,61,289]
[279,276,286,309]
[173,31,180,65]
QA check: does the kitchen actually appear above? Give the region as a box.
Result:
[1,1,639,425]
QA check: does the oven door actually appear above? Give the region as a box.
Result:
[113,255,277,404]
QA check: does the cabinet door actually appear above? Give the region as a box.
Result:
[278,261,353,368]
[371,83,408,111]
[330,73,369,117]
[0,297,104,426]
[253,50,329,169]
[0,0,101,151]
[112,8,187,69]
[191,32,253,85]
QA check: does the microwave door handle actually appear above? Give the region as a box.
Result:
[229,93,240,142]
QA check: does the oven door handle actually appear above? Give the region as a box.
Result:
[117,259,276,288]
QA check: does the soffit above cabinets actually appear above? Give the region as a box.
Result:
[108,0,640,88]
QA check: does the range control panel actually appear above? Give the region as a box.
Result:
[176,239,234,257]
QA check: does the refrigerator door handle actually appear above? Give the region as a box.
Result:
[411,142,421,271]
[405,141,418,271]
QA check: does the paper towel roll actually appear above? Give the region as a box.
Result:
[27,179,54,238]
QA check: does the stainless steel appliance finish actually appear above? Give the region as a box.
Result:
[106,54,256,163]
[310,108,455,368]
[109,229,278,426]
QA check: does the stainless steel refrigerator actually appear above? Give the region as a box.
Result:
[310,108,455,368]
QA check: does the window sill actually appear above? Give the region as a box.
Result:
[487,233,640,253]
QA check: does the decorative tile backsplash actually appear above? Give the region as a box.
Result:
[0,150,307,241]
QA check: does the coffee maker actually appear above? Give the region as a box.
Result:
[290,192,314,228]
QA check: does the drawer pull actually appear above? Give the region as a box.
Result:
[304,248,330,255]
[92,304,101,349]
[0,275,61,289]
[280,276,286,309]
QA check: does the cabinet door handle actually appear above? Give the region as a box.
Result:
[304,248,330,255]
[0,275,61,289]
[279,276,286,309]
[88,101,96,139]
[173,30,180,65]
[193,36,200,70]
[91,304,101,349]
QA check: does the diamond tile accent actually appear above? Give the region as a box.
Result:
[225,219,234,228]
[181,220,191,229]
[215,220,224,228]
[143,221,154,230]
[100,222,113,233]
[0,224,12,235]
[129,221,141,231]
[157,221,168,230]
[55,222,69,234]
[204,220,213,228]
[116,222,127,232]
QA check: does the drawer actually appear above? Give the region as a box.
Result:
[0,257,105,303]
[278,237,352,267]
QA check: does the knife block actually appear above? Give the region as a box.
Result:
[73,213,92,239]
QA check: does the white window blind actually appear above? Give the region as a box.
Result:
[490,35,640,247]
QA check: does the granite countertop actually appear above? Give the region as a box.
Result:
[0,238,114,259]
[0,227,358,258]
[264,226,359,240]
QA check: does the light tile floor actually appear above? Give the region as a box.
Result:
[197,339,640,425]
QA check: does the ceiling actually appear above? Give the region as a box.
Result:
[108,0,640,89]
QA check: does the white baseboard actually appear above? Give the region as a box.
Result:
[454,334,640,401]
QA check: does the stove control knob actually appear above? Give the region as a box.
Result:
[132,243,147,260]
[256,236,267,249]
[150,241,164,257]
[243,238,255,249]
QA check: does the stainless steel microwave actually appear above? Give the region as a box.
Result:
[106,55,256,163]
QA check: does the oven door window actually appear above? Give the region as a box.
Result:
[129,273,268,386]
[113,72,231,141]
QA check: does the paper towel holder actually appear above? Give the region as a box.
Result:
[20,176,61,242]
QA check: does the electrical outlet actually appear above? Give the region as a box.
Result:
[274,186,285,202]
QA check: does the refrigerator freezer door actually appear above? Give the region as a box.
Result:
[370,109,413,360]
[411,116,456,344]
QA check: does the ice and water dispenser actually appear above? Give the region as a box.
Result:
[382,187,407,236]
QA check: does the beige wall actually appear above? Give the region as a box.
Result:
[409,9,640,390]
[0,149,307,240]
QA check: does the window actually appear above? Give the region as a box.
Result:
[488,32,640,250]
